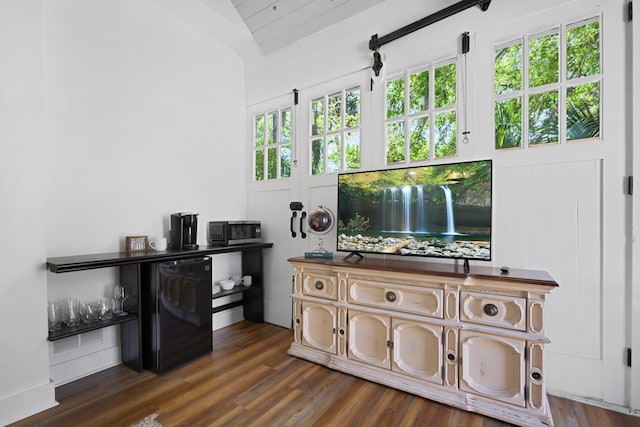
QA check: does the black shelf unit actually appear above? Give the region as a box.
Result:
[46,242,273,372]
[212,285,258,314]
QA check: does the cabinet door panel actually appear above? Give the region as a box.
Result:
[392,319,443,384]
[348,310,391,369]
[459,330,525,407]
[302,302,337,354]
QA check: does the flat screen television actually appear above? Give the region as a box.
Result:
[336,159,492,262]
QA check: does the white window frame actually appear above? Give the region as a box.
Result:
[308,86,362,176]
[384,57,459,165]
[252,105,294,181]
[493,15,602,150]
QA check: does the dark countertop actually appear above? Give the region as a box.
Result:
[47,243,273,273]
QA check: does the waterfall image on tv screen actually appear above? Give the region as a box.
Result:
[337,159,492,261]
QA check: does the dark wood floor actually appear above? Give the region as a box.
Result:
[11,321,640,427]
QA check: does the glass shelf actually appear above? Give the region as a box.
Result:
[48,313,137,341]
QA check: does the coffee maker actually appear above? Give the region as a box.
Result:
[170,212,199,250]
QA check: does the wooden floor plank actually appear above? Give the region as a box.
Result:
[10,321,640,427]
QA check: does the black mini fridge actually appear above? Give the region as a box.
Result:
[142,257,212,372]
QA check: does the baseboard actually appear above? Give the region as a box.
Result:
[213,306,244,330]
[547,389,639,417]
[50,346,121,386]
[0,381,57,426]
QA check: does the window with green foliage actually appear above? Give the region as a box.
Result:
[310,87,361,175]
[253,107,292,180]
[494,17,601,149]
[385,60,457,164]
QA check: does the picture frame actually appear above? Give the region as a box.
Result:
[125,235,148,253]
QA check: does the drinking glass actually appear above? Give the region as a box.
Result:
[47,301,62,331]
[99,298,114,320]
[81,301,99,324]
[65,298,81,327]
[113,284,128,316]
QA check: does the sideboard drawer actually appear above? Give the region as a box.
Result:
[460,291,526,331]
[348,278,443,318]
[303,271,338,300]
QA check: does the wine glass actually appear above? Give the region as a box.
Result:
[113,284,128,316]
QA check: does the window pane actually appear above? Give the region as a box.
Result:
[409,70,429,114]
[409,117,430,161]
[328,93,342,132]
[567,81,600,141]
[495,97,522,149]
[267,147,277,179]
[280,144,291,178]
[311,138,324,175]
[254,116,265,147]
[529,90,559,145]
[386,78,405,119]
[495,43,523,94]
[267,111,277,145]
[386,121,405,164]
[345,130,360,170]
[311,98,325,136]
[281,108,291,142]
[434,110,457,158]
[567,20,600,80]
[254,149,264,181]
[345,88,360,128]
[434,63,456,108]
[529,32,559,88]
[327,135,341,173]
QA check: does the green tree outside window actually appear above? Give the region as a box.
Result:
[309,87,361,175]
[385,59,458,163]
[494,17,600,149]
[253,106,293,181]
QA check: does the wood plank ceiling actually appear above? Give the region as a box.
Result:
[229,0,386,54]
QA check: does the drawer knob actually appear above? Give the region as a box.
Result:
[296,318,300,324]
[531,371,543,381]
[483,303,499,317]
[385,291,397,302]
[315,281,324,290]
[339,329,345,335]
[447,353,456,362]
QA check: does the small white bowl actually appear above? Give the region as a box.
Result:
[220,280,235,291]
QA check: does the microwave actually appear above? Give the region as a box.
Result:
[208,221,262,246]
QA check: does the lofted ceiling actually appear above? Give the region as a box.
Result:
[230,0,386,54]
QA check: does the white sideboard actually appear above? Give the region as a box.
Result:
[288,256,558,427]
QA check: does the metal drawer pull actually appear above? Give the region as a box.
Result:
[385,291,397,302]
[483,303,499,317]
[447,353,456,362]
[315,281,324,290]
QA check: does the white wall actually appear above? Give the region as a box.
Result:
[0,1,57,425]
[245,0,633,411]
[1,0,250,424]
